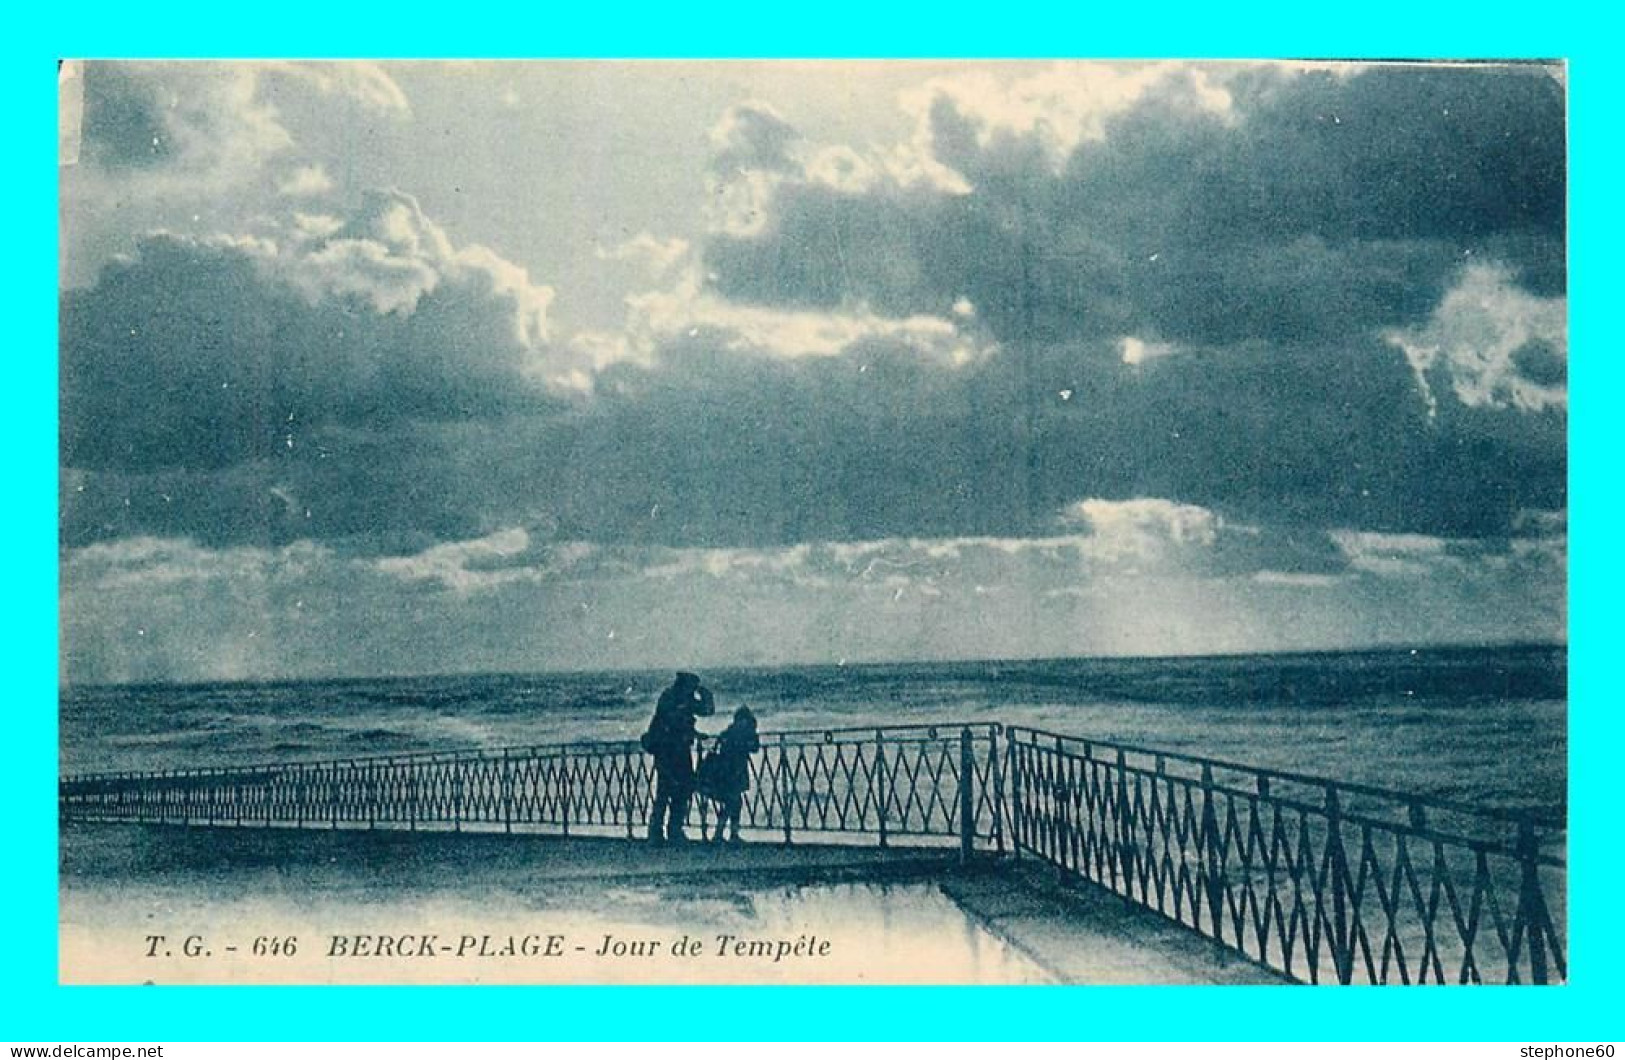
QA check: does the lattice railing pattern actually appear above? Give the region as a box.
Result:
[1005,727,1566,985]
[59,725,1004,849]
[59,720,1566,984]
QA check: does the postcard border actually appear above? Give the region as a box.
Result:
[13,7,1619,1041]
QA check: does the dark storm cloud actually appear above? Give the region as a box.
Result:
[61,64,1565,560]
[708,65,1563,339]
[56,62,1570,678]
[709,102,802,176]
[74,62,410,185]
[60,193,561,475]
[1512,339,1567,389]
[690,63,1566,540]
[80,64,174,170]
[1203,67,1563,253]
[86,340,1543,557]
[63,342,995,551]
[60,306,1562,554]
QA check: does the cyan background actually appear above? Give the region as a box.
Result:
[7,4,1616,1040]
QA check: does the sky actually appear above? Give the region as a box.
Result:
[57,60,1568,683]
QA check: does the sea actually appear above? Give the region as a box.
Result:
[60,644,1567,818]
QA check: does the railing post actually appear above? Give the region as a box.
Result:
[989,728,1004,855]
[779,738,794,847]
[1517,818,1550,985]
[1008,734,1022,862]
[1200,763,1223,943]
[624,748,637,840]
[561,754,572,838]
[959,727,975,864]
[1325,786,1354,984]
[1117,748,1134,897]
[874,731,888,850]
[1055,737,1071,884]
[698,742,712,839]
[452,761,463,833]
[502,750,513,835]
[408,761,417,832]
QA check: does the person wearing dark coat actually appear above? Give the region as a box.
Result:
[706,706,760,844]
[642,671,715,843]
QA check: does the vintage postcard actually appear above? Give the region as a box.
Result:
[58,59,1567,986]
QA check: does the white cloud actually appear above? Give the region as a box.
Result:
[77,62,409,202]
[595,233,691,276]
[61,502,1566,682]
[702,99,942,231]
[641,543,820,586]
[260,61,411,115]
[1060,497,1220,561]
[291,212,345,239]
[298,236,441,314]
[1251,570,1344,588]
[278,163,335,198]
[805,145,883,194]
[453,242,555,349]
[1330,529,1463,579]
[895,62,1236,187]
[359,503,1231,602]
[375,528,535,591]
[1119,335,1176,366]
[699,70,1234,228]
[64,536,330,590]
[1382,262,1567,415]
[633,499,1226,593]
[371,532,616,594]
[1330,523,1567,587]
[1331,530,1449,575]
[607,265,992,368]
[268,189,555,345]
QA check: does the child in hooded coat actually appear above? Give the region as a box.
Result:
[707,706,760,843]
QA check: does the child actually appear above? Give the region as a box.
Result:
[707,706,761,844]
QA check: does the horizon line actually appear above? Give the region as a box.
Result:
[59,637,1569,693]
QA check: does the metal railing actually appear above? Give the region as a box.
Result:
[59,720,1565,984]
[1005,726,1566,985]
[59,723,1005,851]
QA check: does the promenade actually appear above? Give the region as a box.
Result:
[60,821,1280,985]
[60,722,1566,985]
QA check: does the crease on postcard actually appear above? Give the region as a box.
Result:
[59,59,83,167]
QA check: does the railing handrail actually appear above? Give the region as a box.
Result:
[60,722,1003,787]
[60,716,1566,985]
[1004,724,1565,833]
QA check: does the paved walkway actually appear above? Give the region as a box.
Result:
[61,822,1283,985]
[61,820,957,887]
[941,864,1287,985]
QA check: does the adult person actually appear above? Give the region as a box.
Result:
[641,671,715,843]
